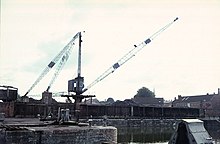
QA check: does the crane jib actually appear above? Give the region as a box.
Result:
[23,32,81,96]
[83,17,178,93]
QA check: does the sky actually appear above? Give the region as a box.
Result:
[1,0,220,102]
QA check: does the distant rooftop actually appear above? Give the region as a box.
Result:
[178,94,214,102]
[174,88,220,103]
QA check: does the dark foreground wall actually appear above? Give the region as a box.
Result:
[0,125,117,144]
[90,118,177,128]
[1,102,200,119]
[80,104,200,119]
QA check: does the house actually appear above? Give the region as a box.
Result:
[172,88,220,117]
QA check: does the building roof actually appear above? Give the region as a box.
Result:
[175,94,215,103]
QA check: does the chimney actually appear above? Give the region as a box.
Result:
[218,88,220,95]
[178,95,182,100]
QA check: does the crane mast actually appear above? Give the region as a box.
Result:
[76,32,84,95]
[78,32,82,77]
[67,32,86,95]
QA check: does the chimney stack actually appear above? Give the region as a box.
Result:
[178,95,182,100]
[218,88,220,95]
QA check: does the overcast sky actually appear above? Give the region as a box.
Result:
[1,0,220,102]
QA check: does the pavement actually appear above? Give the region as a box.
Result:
[1,118,53,126]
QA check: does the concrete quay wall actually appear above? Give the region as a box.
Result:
[90,118,177,128]
[0,125,117,144]
[90,118,220,128]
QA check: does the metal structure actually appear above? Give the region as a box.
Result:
[81,17,178,94]
[67,32,86,95]
[24,17,178,98]
[23,18,178,120]
[24,32,81,96]
[168,119,214,144]
[62,32,95,119]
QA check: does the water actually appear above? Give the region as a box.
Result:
[117,126,220,144]
[117,126,172,144]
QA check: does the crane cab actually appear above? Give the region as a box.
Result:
[68,76,84,94]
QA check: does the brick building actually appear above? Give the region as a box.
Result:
[172,88,220,117]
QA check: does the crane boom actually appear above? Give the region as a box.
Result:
[82,17,178,93]
[46,47,72,92]
[24,32,80,96]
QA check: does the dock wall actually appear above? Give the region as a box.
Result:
[89,118,220,129]
[0,126,117,144]
[89,118,176,128]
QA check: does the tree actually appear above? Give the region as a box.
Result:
[134,87,155,98]
[106,97,115,104]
